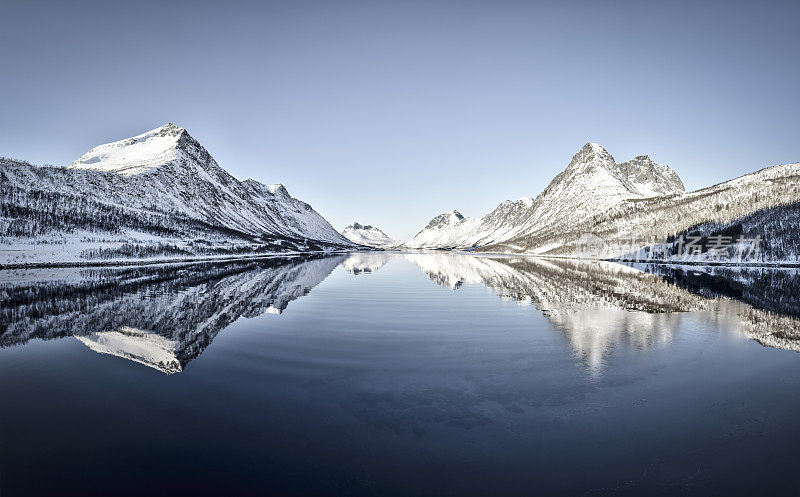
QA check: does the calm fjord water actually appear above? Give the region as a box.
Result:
[2,253,800,496]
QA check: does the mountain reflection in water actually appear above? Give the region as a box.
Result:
[1,252,799,375]
[0,255,347,373]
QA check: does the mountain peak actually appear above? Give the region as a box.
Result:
[341,223,396,247]
[347,222,376,231]
[569,142,616,168]
[420,210,468,232]
[154,122,186,135]
[266,183,289,196]
[585,142,605,153]
[67,123,191,176]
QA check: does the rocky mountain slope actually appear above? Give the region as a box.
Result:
[341,222,397,247]
[1,124,356,266]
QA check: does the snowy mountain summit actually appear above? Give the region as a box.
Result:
[341,222,397,247]
[552,143,684,199]
[68,123,188,176]
[425,210,468,229]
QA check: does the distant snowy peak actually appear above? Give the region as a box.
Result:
[568,142,617,168]
[424,210,468,230]
[403,210,481,249]
[68,123,187,176]
[341,222,397,247]
[556,142,684,198]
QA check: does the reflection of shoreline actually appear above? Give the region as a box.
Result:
[1,255,347,373]
[613,259,800,269]
[0,251,356,271]
[405,253,800,373]
[2,253,799,376]
[637,263,800,317]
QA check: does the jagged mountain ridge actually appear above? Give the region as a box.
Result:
[1,124,356,265]
[341,222,397,248]
[403,143,686,250]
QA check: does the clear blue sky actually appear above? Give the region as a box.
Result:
[2,0,798,240]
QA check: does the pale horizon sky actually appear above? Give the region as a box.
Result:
[2,0,799,240]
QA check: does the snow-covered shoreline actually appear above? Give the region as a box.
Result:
[0,248,362,270]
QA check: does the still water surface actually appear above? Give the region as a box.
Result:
[2,252,800,496]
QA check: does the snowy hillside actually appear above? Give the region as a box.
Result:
[1,124,356,266]
[341,222,397,247]
[403,143,686,250]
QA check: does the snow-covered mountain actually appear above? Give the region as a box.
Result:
[488,157,800,260]
[1,124,356,265]
[403,142,800,262]
[341,222,397,248]
[401,211,476,249]
[403,143,686,250]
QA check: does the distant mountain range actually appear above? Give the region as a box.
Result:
[341,222,397,248]
[1,124,358,266]
[2,128,798,266]
[404,143,800,263]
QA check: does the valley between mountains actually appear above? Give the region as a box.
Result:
[2,124,799,267]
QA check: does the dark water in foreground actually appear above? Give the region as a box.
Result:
[2,252,800,496]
